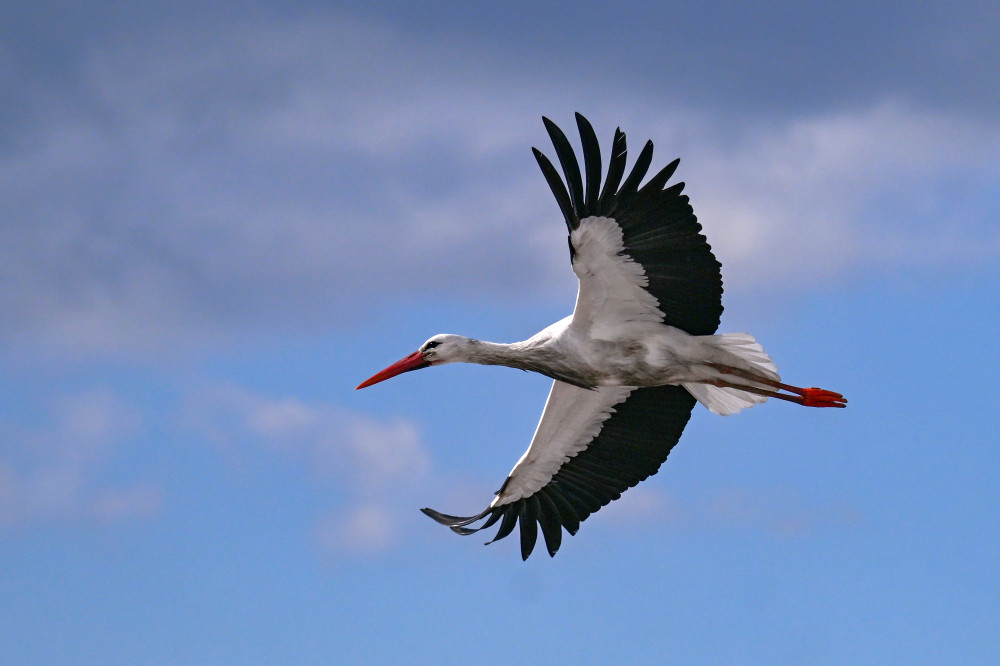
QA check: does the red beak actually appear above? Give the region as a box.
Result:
[356,351,430,389]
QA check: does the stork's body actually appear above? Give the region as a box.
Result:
[357,114,845,559]
[415,318,761,397]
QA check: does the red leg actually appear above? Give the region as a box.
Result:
[708,364,847,408]
[797,388,848,408]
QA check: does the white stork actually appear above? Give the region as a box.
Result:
[357,113,846,559]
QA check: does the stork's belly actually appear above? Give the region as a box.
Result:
[582,330,710,387]
[596,363,695,388]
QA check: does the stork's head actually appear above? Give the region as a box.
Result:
[356,334,472,389]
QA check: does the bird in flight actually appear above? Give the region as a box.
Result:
[357,113,846,559]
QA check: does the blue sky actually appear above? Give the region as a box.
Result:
[2,1,999,663]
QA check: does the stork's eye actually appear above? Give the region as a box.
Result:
[424,340,440,350]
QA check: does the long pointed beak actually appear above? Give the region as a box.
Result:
[356,351,430,389]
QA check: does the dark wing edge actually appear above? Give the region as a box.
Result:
[421,385,697,560]
[534,112,724,336]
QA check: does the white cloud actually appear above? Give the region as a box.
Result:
[0,388,161,528]
[184,383,432,553]
[3,12,998,360]
[90,484,165,524]
[315,503,394,557]
[601,484,863,536]
[682,100,1000,290]
[0,11,568,357]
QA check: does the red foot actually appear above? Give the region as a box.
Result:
[800,388,847,408]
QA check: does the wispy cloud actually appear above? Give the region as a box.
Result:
[687,101,1000,290]
[183,383,431,554]
[600,484,863,537]
[315,503,395,557]
[0,388,162,528]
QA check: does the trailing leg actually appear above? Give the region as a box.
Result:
[708,363,846,408]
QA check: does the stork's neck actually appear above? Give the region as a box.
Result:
[456,336,588,387]
[460,339,527,367]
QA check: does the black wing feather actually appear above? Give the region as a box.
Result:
[534,116,721,336]
[488,506,520,544]
[542,117,585,219]
[639,158,680,195]
[536,490,564,556]
[544,486,581,535]
[616,140,654,204]
[541,114,723,335]
[598,129,628,215]
[422,385,696,558]
[575,113,603,213]
[532,148,578,231]
[518,498,539,561]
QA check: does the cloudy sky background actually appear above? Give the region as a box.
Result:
[3,1,999,663]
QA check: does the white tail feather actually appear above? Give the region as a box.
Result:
[683,333,779,416]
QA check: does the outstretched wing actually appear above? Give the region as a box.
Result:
[533,113,724,337]
[422,115,716,558]
[422,381,696,559]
